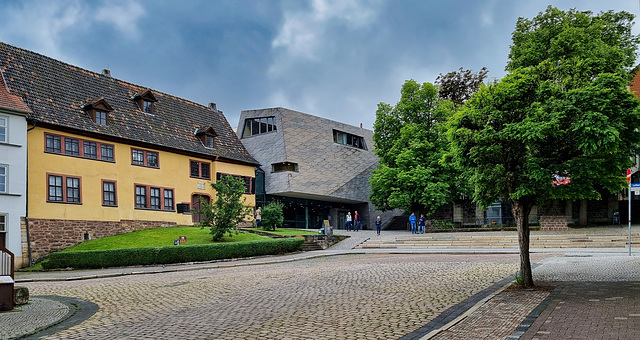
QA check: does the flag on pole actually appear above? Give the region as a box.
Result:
[628,168,632,182]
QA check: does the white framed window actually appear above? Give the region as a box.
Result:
[0,115,7,143]
[0,214,6,232]
[0,165,6,193]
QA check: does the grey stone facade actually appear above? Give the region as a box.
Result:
[238,107,401,228]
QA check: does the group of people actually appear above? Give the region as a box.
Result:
[344,211,362,231]
[408,212,427,234]
[344,211,383,235]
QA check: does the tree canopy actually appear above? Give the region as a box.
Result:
[370,80,457,215]
[449,6,640,287]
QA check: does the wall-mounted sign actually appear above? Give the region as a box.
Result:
[197,182,206,190]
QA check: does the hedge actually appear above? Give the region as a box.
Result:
[43,238,304,269]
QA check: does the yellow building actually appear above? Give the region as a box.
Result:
[0,42,258,264]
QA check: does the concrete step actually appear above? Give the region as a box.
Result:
[356,233,640,249]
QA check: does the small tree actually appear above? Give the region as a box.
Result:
[261,202,284,231]
[196,175,253,241]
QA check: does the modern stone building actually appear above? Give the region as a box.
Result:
[238,107,400,229]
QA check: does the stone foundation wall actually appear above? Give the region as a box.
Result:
[539,215,571,231]
[24,218,177,261]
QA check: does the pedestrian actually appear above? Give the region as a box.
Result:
[255,206,262,228]
[409,212,417,234]
[354,210,360,232]
[345,211,352,231]
[375,216,382,235]
[418,214,426,234]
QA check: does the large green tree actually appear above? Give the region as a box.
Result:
[370,80,457,215]
[449,6,640,287]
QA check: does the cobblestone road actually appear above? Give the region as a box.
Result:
[21,253,548,340]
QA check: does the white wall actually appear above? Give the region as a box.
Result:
[0,110,27,266]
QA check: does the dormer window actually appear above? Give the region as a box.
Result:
[205,135,214,148]
[82,98,113,126]
[143,100,153,114]
[133,89,158,115]
[195,127,217,149]
[95,110,108,125]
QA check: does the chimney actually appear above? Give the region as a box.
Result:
[209,102,217,111]
[102,69,111,77]
[360,123,363,128]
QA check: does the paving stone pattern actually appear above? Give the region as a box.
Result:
[430,289,550,340]
[20,253,537,340]
[0,297,69,339]
[518,255,640,340]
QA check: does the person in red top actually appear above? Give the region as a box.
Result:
[354,210,361,231]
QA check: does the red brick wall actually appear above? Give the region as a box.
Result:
[539,215,571,231]
[26,218,177,261]
[630,68,640,98]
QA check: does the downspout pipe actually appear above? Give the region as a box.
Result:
[25,119,37,265]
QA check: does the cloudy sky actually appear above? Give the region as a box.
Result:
[1,0,639,129]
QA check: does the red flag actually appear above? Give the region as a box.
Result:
[628,168,632,182]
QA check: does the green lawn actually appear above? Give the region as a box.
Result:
[64,227,270,252]
[245,228,324,236]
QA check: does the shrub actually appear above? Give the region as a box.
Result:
[261,202,284,231]
[42,238,304,269]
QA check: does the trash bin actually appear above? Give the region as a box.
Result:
[0,275,14,311]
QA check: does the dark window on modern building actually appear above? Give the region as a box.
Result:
[242,116,277,138]
[333,130,366,150]
[272,162,298,173]
[102,181,117,206]
[190,160,211,179]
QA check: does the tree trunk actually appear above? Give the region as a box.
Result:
[511,198,534,287]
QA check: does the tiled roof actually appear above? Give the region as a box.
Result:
[0,70,30,113]
[0,42,257,165]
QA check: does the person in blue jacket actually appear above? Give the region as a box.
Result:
[375,216,382,235]
[409,212,417,234]
[418,214,426,234]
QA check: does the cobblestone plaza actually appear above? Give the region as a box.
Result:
[17,253,549,339]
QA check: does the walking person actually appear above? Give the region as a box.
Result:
[255,206,262,228]
[375,216,382,235]
[418,213,426,234]
[345,211,352,231]
[354,210,360,232]
[409,212,417,234]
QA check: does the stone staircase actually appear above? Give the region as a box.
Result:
[356,233,640,249]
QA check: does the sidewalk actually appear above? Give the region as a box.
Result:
[3,227,640,339]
